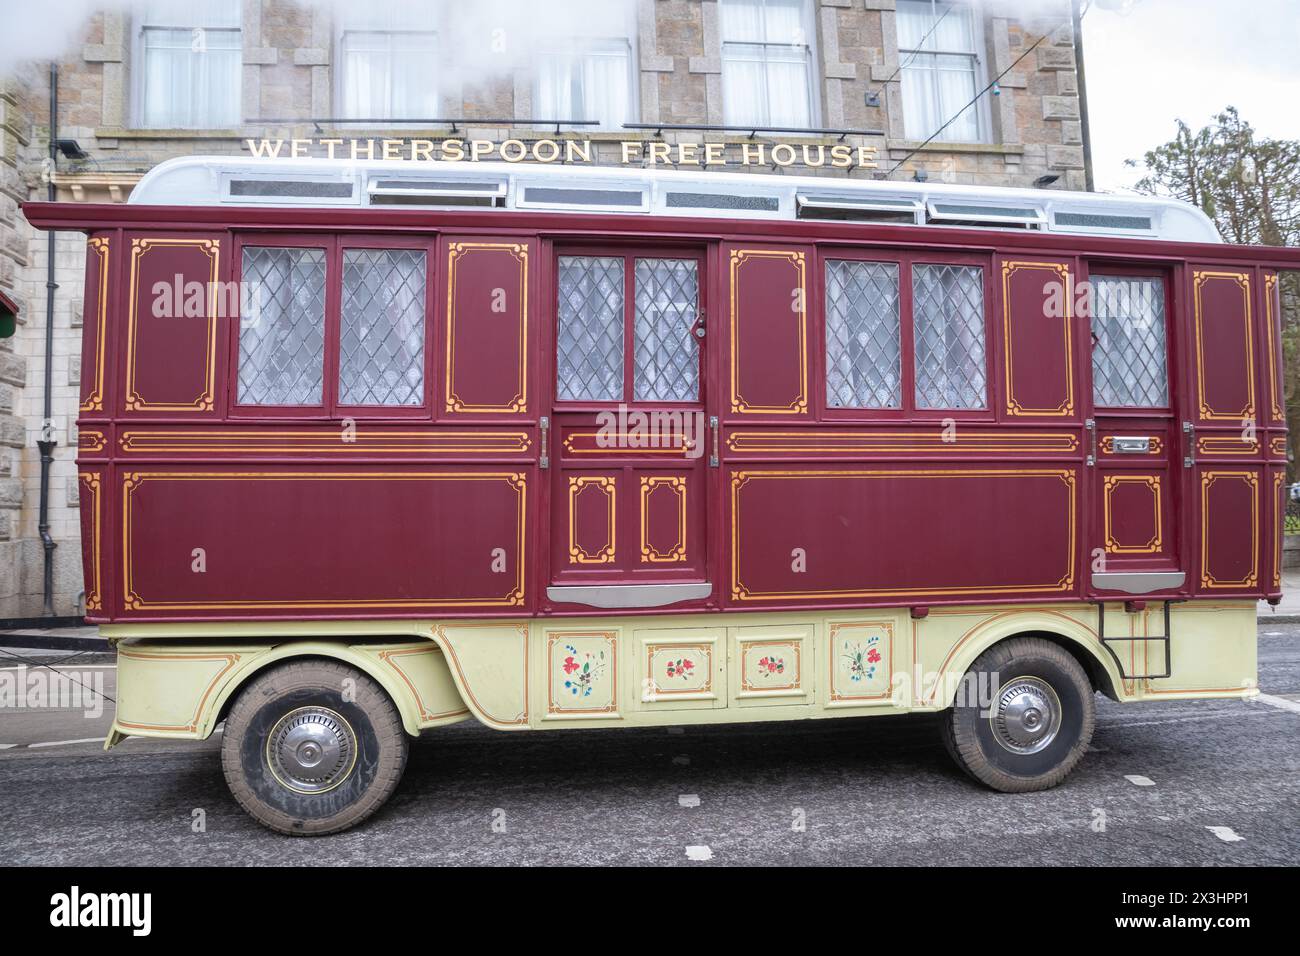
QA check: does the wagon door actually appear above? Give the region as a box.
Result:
[1083,268,1185,598]
[545,249,713,610]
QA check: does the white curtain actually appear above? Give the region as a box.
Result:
[536,42,632,129]
[897,0,983,143]
[720,0,812,127]
[340,1,439,119]
[139,0,241,128]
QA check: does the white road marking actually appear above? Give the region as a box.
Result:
[685,845,713,861]
[27,737,103,749]
[672,755,690,766]
[678,794,700,808]
[0,664,116,671]
[0,744,16,750]
[1100,709,1281,730]
[1124,774,1156,787]
[1206,826,1245,843]
[1254,693,1300,715]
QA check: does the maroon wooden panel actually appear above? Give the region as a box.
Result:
[1263,273,1285,425]
[78,467,107,620]
[80,234,111,416]
[112,423,534,461]
[1101,473,1167,558]
[442,238,532,416]
[1197,468,1260,592]
[1000,258,1076,418]
[121,233,223,416]
[727,244,811,418]
[550,465,705,584]
[729,467,1077,604]
[1270,467,1286,595]
[119,469,529,616]
[1192,270,1255,424]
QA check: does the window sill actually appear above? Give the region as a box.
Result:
[96,127,247,141]
[887,141,1024,157]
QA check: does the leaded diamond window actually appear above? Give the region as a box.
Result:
[825,260,901,409]
[339,248,427,406]
[1091,276,1168,408]
[557,256,625,402]
[913,263,986,410]
[239,246,326,406]
[634,258,700,402]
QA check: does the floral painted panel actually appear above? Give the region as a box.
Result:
[548,632,618,716]
[829,622,893,704]
[645,643,713,698]
[740,640,803,694]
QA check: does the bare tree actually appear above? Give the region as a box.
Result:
[1131,108,1300,482]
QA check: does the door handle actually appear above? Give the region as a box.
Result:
[1112,436,1151,455]
[1085,419,1096,467]
[1183,421,1194,469]
[539,416,549,470]
[709,416,719,468]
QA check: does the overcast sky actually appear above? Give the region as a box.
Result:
[1082,0,1300,192]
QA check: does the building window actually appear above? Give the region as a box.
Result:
[339,249,428,407]
[136,1,241,129]
[896,0,987,144]
[338,2,439,120]
[913,264,986,410]
[557,256,625,403]
[239,247,327,407]
[1091,276,1169,408]
[719,0,816,128]
[825,261,902,409]
[536,40,635,130]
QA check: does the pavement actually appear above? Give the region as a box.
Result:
[1257,569,1300,623]
[0,622,1297,865]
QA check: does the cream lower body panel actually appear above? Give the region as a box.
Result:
[102,601,1258,741]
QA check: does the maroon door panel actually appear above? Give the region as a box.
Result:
[728,467,1078,605]
[120,233,224,416]
[118,469,530,617]
[78,468,107,620]
[1197,468,1261,592]
[550,432,706,586]
[1192,269,1255,425]
[1000,258,1077,419]
[726,244,811,418]
[80,234,112,417]
[441,238,534,416]
[1263,273,1285,425]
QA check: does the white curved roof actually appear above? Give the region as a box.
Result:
[129,155,1222,244]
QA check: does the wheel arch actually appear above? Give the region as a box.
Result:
[933,611,1123,708]
[205,641,469,738]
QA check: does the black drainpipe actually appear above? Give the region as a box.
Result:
[36,62,59,617]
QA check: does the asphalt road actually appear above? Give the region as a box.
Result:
[1,626,1297,866]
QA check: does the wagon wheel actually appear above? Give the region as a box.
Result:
[220,660,409,835]
[940,637,1096,792]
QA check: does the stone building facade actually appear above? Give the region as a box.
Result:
[0,0,1083,618]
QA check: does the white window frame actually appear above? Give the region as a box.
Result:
[335,8,441,121]
[895,0,992,144]
[533,36,639,131]
[131,5,243,130]
[719,0,821,130]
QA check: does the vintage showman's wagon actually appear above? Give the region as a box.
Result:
[22,155,1299,833]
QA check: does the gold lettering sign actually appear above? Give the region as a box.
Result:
[245,137,879,170]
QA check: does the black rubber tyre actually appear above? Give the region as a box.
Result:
[940,637,1095,793]
[220,660,408,836]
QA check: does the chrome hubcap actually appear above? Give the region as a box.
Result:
[266,706,357,794]
[990,676,1061,755]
